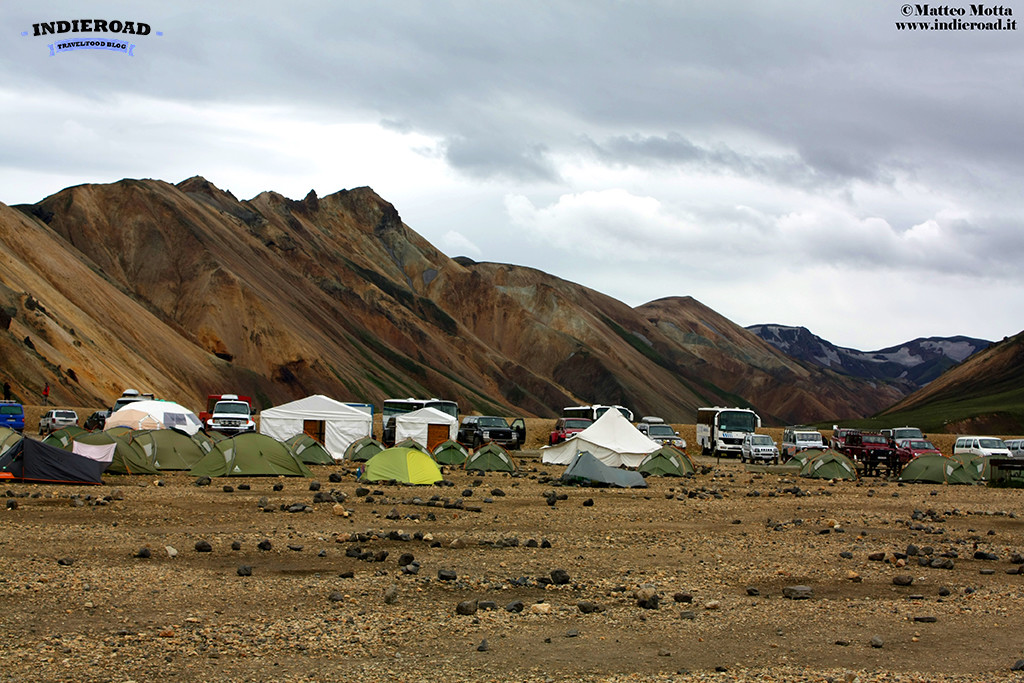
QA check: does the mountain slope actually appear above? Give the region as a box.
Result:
[1,176,908,424]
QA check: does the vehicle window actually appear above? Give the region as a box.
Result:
[564,419,591,430]
[979,438,1006,449]
[478,417,508,428]
[0,406,20,415]
[216,403,250,415]
[648,425,674,437]
[752,435,772,445]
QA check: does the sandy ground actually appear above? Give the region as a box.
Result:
[3,410,1024,682]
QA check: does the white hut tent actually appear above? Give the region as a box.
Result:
[541,409,659,468]
[394,407,458,452]
[259,395,372,461]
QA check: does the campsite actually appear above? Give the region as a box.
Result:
[2,414,1024,682]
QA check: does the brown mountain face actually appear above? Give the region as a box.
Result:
[1,176,905,423]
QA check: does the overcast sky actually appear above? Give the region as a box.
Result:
[3,1,1023,350]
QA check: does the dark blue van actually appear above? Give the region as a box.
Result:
[0,402,25,432]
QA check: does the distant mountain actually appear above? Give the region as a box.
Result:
[747,324,990,389]
[878,330,1024,434]
[0,176,911,425]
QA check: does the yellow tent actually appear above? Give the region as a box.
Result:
[359,447,442,485]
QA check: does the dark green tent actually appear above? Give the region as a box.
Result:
[285,433,334,465]
[42,426,87,450]
[105,425,134,439]
[345,436,384,462]
[395,437,426,452]
[129,429,205,471]
[190,430,217,454]
[75,431,156,475]
[0,427,24,453]
[432,439,469,466]
[561,451,647,488]
[638,446,695,477]
[799,449,857,480]
[465,442,516,473]
[785,447,826,468]
[899,454,979,484]
[189,433,313,478]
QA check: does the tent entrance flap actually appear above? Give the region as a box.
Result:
[427,424,448,452]
[303,420,325,443]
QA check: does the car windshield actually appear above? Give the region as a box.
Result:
[893,428,924,439]
[907,440,936,450]
[563,419,591,430]
[979,438,1007,449]
[478,417,508,428]
[648,425,675,436]
[215,402,250,415]
[719,411,757,432]
[751,435,773,445]
[796,432,822,443]
[55,411,76,419]
[863,435,887,444]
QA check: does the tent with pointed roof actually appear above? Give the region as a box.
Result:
[345,436,384,462]
[432,439,469,466]
[358,446,442,485]
[189,432,313,477]
[394,407,458,452]
[799,449,857,480]
[259,395,372,461]
[42,426,87,450]
[396,437,426,451]
[638,446,695,477]
[465,442,516,473]
[784,447,825,468]
[561,451,647,487]
[951,452,992,480]
[542,410,659,468]
[128,429,206,471]
[75,431,156,475]
[285,433,334,465]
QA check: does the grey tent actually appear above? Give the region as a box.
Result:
[561,451,647,488]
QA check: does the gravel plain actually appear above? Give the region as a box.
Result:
[2,423,1024,682]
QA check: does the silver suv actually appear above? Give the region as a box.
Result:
[39,409,78,435]
[741,433,779,464]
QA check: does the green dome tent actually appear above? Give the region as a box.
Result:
[189,433,313,478]
[285,433,335,465]
[395,437,426,452]
[785,447,826,469]
[358,447,442,485]
[898,454,979,484]
[432,439,469,466]
[638,446,695,477]
[0,427,24,454]
[129,429,205,471]
[190,430,217,455]
[799,449,857,480]
[105,425,134,439]
[344,436,384,462]
[561,451,647,488]
[950,452,992,481]
[465,442,516,473]
[42,426,87,450]
[75,431,156,475]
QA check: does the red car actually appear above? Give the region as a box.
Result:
[895,438,942,465]
[549,417,592,445]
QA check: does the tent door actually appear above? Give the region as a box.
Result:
[427,424,448,452]
[303,420,325,444]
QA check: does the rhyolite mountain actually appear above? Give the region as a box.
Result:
[1,176,911,425]
[747,324,990,390]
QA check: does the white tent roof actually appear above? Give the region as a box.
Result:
[107,400,203,436]
[259,394,372,460]
[395,406,458,445]
[542,409,659,468]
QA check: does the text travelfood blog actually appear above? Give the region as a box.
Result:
[31,20,151,36]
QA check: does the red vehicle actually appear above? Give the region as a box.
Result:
[894,438,942,465]
[199,393,253,425]
[830,427,858,451]
[549,417,592,445]
[840,431,897,476]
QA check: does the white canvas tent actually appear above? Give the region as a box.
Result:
[394,407,458,452]
[259,395,372,461]
[542,409,659,468]
[106,400,203,436]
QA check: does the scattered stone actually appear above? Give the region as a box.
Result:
[679,610,696,620]
[135,547,151,559]
[870,635,884,648]
[309,481,321,491]
[867,552,886,562]
[383,584,399,605]
[529,603,551,615]
[231,541,242,551]
[194,540,213,553]
[237,565,252,577]
[583,498,594,507]
[704,600,721,610]
[6,500,17,510]
[57,557,74,566]
[550,569,571,585]
[974,551,999,561]
[893,574,913,586]
[438,569,457,581]
[257,539,272,551]
[636,586,660,610]
[914,616,937,623]
[165,546,177,559]
[577,600,604,614]
[783,585,813,600]
[835,639,850,646]
[477,639,489,652]
[194,477,211,487]
[328,591,345,602]
[673,592,693,603]
[505,600,524,613]
[222,485,234,493]
[745,587,760,596]
[1012,659,1024,671]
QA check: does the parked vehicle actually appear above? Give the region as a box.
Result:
[0,402,25,433]
[697,407,761,458]
[89,389,156,430]
[840,431,897,476]
[549,417,592,445]
[562,404,634,422]
[780,427,824,459]
[830,427,859,451]
[882,426,925,447]
[199,393,254,425]
[740,433,779,464]
[953,435,1012,459]
[458,415,519,450]
[38,409,78,435]
[637,418,686,450]
[205,395,256,436]
[894,438,942,465]
[83,410,108,431]
[1004,439,1024,457]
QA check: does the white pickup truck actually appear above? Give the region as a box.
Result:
[205,394,255,436]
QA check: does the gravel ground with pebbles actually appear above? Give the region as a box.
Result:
[2,432,1024,682]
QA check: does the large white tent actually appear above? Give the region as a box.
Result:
[106,400,203,436]
[394,407,458,451]
[259,395,372,461]
[542,409,659,468]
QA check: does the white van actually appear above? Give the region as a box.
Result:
[781,427,824,458]
[1004,439,1024,458]
[953,436,1012,459]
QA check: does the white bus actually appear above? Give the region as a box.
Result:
[562,404,634,423]
[382,398,459,421]
[696,406,761,458]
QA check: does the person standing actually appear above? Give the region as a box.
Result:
[42,382,49,406]
[2,381,10,401]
